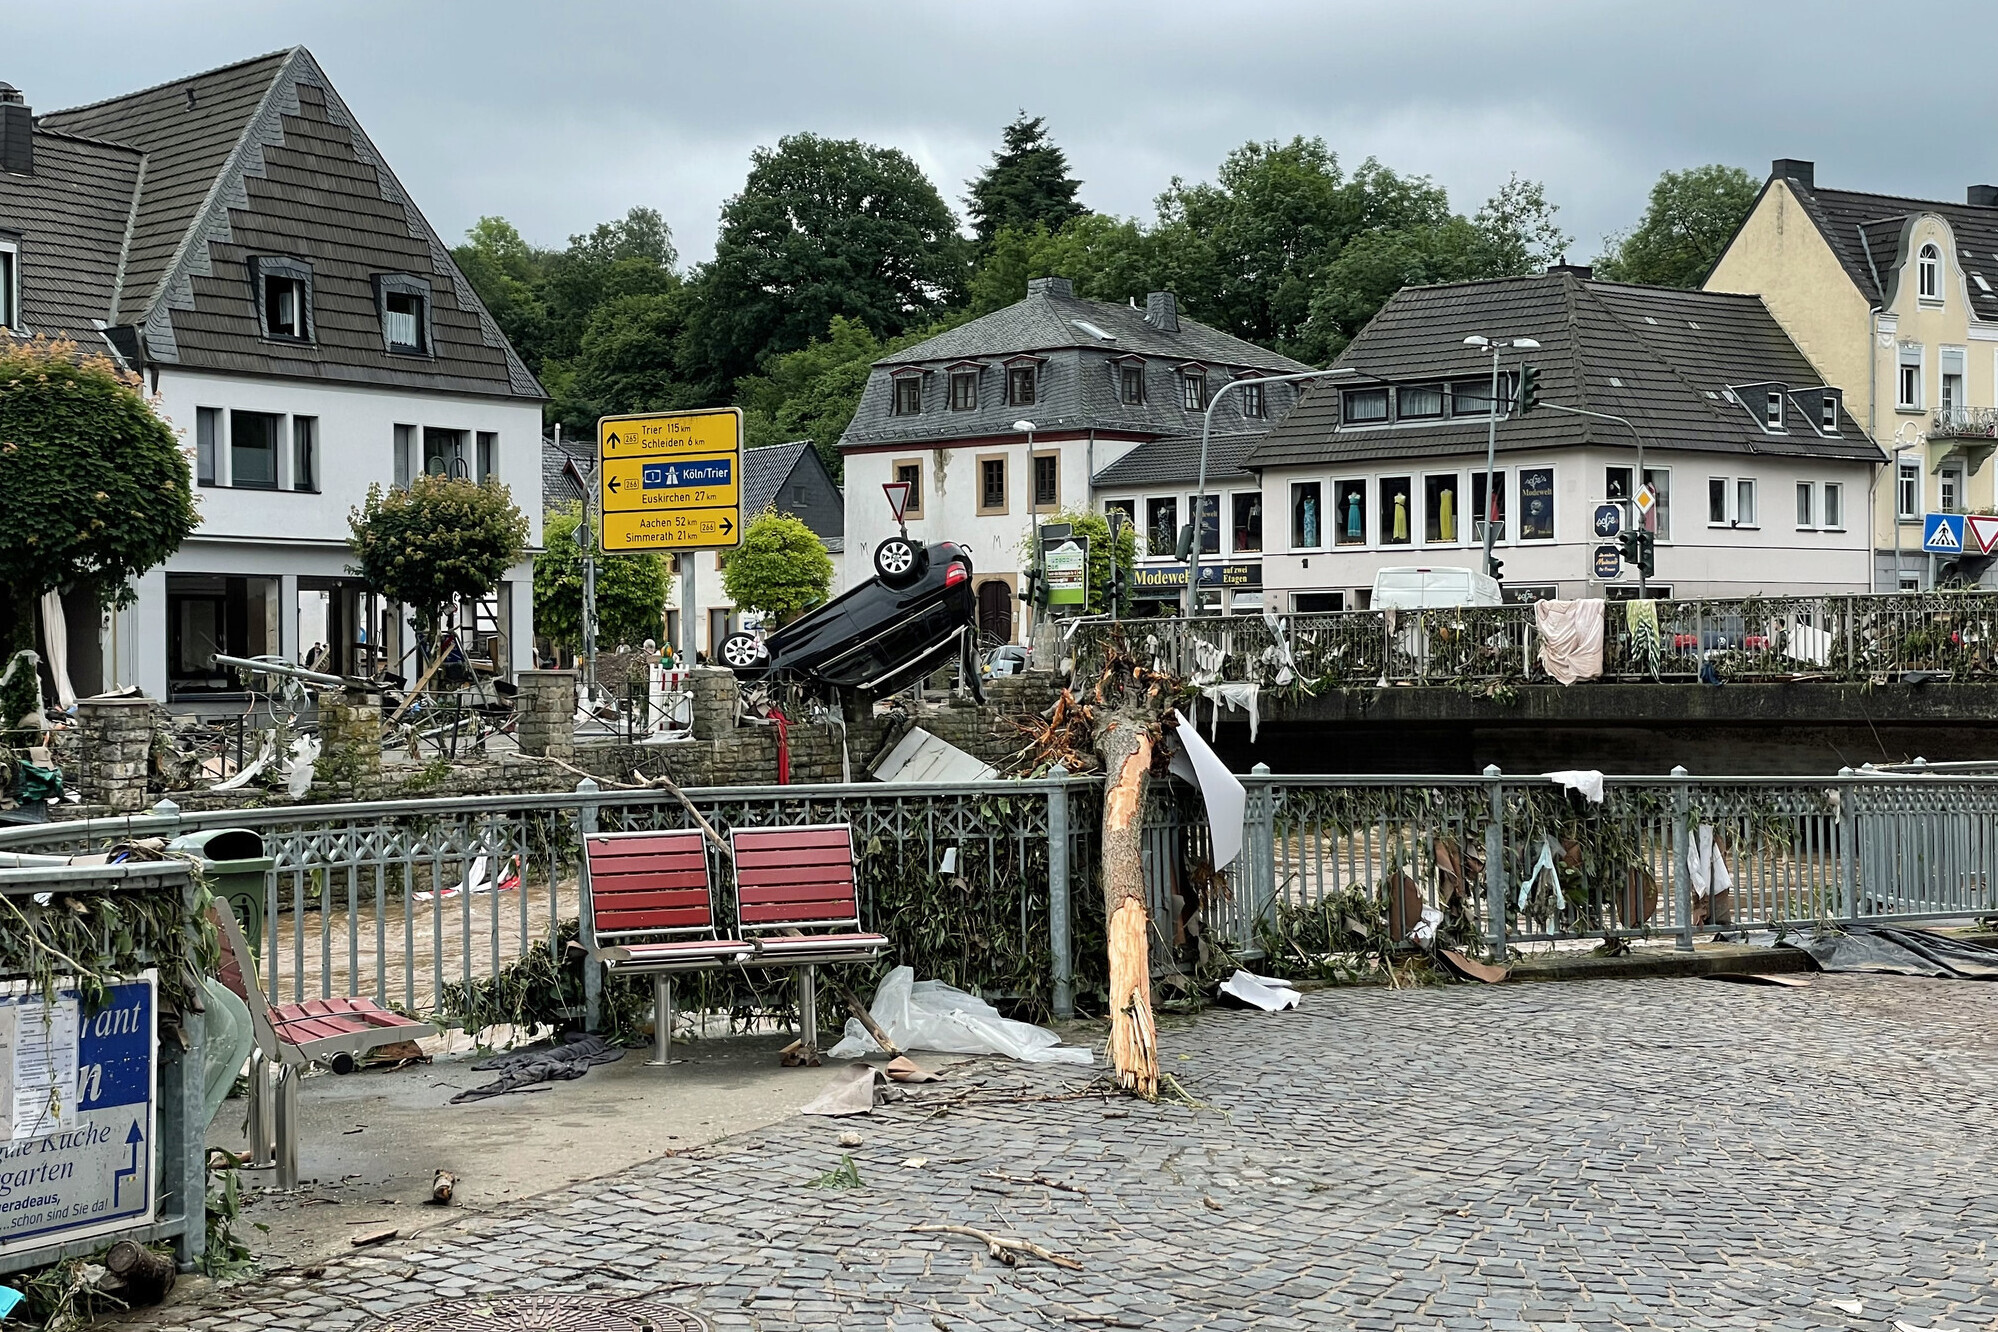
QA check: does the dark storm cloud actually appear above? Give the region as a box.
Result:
[12,1,1998,267]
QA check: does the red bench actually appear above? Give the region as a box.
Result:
[210,899,437,1188]
[730,823,888,1055]
[581,828,753,1065]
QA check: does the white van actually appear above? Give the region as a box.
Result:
[1370,566,1503,610]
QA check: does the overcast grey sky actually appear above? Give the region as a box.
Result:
[15,1,1998,268]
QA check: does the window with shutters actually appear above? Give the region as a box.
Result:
[1898,344,1924,410]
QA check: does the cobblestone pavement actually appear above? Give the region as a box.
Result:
[144,975,1998,1331]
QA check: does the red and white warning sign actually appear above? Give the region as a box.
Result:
[1967,513,1998,554]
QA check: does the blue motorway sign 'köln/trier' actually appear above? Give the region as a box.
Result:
[0,973,157,1256]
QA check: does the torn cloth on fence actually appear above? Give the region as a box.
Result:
[1518,835,1566,910]
[1260,605,1299,687]
[449,1032,625,1103]
[1545,769,1605,804]
[1169,714,1246,870]
[1190,638,1226,687]
[1686,824,1733,901]
[1201,682,1261,742]
[1534,598,1606,685]
[1625,599,1662,680]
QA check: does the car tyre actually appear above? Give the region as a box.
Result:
[874,536,927,587]
[719,631,767,671]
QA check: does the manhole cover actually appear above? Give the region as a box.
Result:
[363,1295,709,1332]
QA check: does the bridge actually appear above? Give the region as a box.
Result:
[1071,592,1998,774]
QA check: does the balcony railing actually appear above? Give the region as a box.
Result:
[1929,406,1998,439]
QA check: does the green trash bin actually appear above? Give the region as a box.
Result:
[168,828,274,964]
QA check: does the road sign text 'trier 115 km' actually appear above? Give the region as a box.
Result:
[597,408,744,553]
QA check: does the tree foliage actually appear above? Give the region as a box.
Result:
[534,502,670,652]
[683,134,970,396]
[1021,507,1138,617]
[347,476,529,642]
[966,113,1087,248]
[0,339,197,653]
[720,508,834,623]
[1594,165,1759,288]
[966,214,1156,315]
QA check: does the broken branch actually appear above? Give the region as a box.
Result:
[910,1223,1083,1271]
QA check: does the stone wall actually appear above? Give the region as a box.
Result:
[73,696,153,811]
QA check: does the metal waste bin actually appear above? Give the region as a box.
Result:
[167,828,273,962]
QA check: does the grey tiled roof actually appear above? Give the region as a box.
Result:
[1780,175,1998,321]
[841,278,1310,450]
[12,48,541,398]
[540,436,594,515]
[0,130,145,351]
[742,440,811,513]
[1249,272,1885,471]
[1093,431,1269,489]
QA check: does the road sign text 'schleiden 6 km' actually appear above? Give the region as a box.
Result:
[597,408,743,552]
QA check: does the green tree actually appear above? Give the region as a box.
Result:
[965,113,1088,248]
[348,475,529,652]
[966,214,1156,315]
[720,508,834,624]
[554,288,700,429]
[1594,165,1759,288]
[452,216,552,370]
[683,134,970,396]
[534,502,671,653]
[0,339,197,656]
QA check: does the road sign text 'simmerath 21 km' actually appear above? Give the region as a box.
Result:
[597,408,743,552]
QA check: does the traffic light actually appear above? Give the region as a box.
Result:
[1486,555,1504,582]
[1175,522,1196,562]
[1637,530,1655,579]
[1617,529,1655,578]
[1106,559,1126,609]
[1514,362,1541,414]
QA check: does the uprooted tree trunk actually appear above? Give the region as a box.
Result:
[1097,714,1159,1097]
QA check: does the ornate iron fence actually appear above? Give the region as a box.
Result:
[1075,592,1998,689]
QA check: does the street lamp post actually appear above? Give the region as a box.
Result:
[1461,335,1540,582]
[1537,402,1652,599]
[1185,366,1364,617]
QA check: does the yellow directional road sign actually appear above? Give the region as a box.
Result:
[598,408,742,552]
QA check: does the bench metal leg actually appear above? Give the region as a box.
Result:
[647,975,674,1067]
[274,1061,300,1191]
[248,1048,274,1168]
[798,965,818,1056]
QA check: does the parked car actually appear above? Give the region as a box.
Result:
[984,643,1030,678]
[720,539,980,699]
[1370,566,1503,609]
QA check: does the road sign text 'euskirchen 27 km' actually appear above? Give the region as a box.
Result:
[597,408,744,553]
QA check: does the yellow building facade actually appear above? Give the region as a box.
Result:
[1707,160,1998,588]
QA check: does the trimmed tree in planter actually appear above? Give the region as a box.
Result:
[721,507,834,625]
[0,339,197,659]
[348,475,529,668]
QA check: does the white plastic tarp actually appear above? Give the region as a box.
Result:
[827,966,1093,1065]
[1168,714,1246,871]
[1218,970,1299,1011]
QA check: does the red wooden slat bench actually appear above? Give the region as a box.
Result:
[210,898,437,1187]
[730,823,888,1055]
[581,828,753,1065]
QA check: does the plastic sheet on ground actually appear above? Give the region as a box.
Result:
[1217,970,1299,1011]
[828,966,1094,1064]
[1785,927,1998,979]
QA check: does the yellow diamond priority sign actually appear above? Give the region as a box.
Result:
[597,408,743,552]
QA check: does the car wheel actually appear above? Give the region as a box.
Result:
[719,632,767,671]
[874,536,926,587]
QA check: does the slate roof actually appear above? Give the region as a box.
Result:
[1775,170,1998,320]
[1093,431,1268,489]
[841,277,1310,450]
[1249,272,1885,471]
[3,48,541,398]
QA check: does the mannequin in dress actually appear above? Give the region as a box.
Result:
[1392,492,1408,542]
[1438,487,1455,539]
[1345,488,1362,540]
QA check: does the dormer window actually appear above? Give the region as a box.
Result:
[1765,391,1784,429]
[250,256,314,344]
[372,273,433,356]
[1239,378,1266,418]
[0,240,16,331]
[1821,392,1840,432]
[1919,243,1941,301]
[1399,383,1445,419]
[1343,388,1389,423]
[1118,362,1144,405]
[1180,368,1206,411]
[1007,365,1036,407]
[892,374,922,415]
[949,369,978,411]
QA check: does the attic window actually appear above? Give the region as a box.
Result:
[373,273,433,356]
[250,256,314,344]
[0,240,15,331]
[1118,363,1144,406]
[949,370,978,411]
[1765,391,1784,429]
[1919,243,1941,301]
[1240,378,1266,418]
[893,376,922,415]
[1007,365,1036,406]
[1821,394,1840,431]
[1976,273,1993,294]
[1608,377,1624,388]
[1180,368,1206,411]
[1071,319,1117,342]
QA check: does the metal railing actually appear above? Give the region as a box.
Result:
[1078,591,1998,688]
[1930,406,1998,439]
[0,776,1103,1022]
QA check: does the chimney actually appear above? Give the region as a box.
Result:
[0,83,31,176]
[1771,158,1814,190]
[1969,185,1998,208]
[1025,276,1073,299]
[1145,290,1179,333]
[1546,262,1593,280]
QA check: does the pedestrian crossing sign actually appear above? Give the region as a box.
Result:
[1923,512,1965,553]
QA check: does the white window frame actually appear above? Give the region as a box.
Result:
[1707,475,1758,527]
[0,240,19,331]
[1898,344,1924,411]
[1796,481,1815,530]
[1897,460,1921,520]
[1918,243,1942,302]
[1940,465,1963,514]
[1765,391,1785,430]
[1820,394,1839,432]
[1289,480,1328,552]
[1823,481,1844,531]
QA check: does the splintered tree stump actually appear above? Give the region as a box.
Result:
[103,1239,175,1305]
[1097,719,1158,1098]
